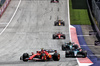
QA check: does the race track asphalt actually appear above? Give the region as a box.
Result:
[0,0,78,66]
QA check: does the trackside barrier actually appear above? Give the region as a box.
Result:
[0,0,11,18]
[87,0,100,39]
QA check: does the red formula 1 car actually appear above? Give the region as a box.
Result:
[54,20,65,26]
[51,0,59,3]
[53,32,66,39]
[20,49,60,61]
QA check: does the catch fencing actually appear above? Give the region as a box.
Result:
[87,0,100,38]
[92,0,100,27]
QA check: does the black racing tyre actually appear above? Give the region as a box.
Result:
[65,50,70,58]
[82,51,87,58]
[51,0,54,3]
[23,53,29,62]
[62,45,65,50]
[54,22,57,26]
[56,0,59,2]
[63,35,66,39]
[20,56,23,60]
[63,22,65,26]
[53,53,60,61]
[53,35,55,39]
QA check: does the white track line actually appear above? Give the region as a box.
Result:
[0,0,21,35]
[80,45,95,46]
[67,0,71,41]
[77,35,90,36]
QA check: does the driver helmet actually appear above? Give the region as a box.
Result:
[41,48,44,51]
[58,20,61,22]
[69,41,71,45]
[58,32,60,34]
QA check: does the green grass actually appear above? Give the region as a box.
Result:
[69,0,91,25]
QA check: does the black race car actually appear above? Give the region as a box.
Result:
[65,48,87,58]
[62,42,79,51]
[51,0,59,3]
[53,32,65,39]
[54,20,65,26]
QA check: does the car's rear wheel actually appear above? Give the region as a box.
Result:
[65,51,69,58]
[63,35,65,39]
[53,53,60,61]
[54,22,57,26]
[62,45,65,50]
[82,51,87,58]
[23,53,29,62]
[51,0,54,3]
[63,22,65,26]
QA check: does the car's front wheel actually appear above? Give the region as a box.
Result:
[53,53,60,61]
[23,53,29,62]
[53,35,56,39]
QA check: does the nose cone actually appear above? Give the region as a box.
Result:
[58,35,61,39]
[59,23,61,25]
